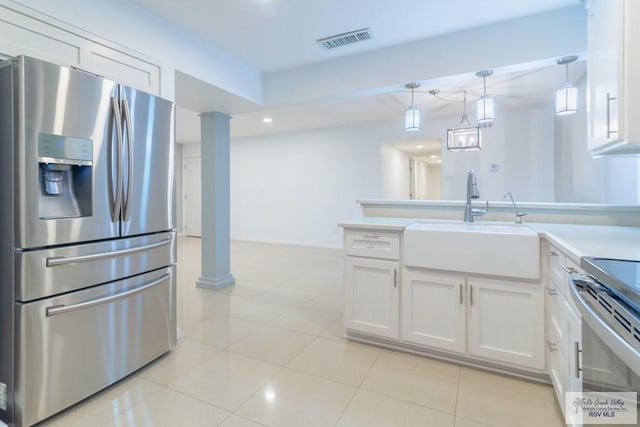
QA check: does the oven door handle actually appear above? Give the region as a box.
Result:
[569,277,640,377]
[45,273,170,317]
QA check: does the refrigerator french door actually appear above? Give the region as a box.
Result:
[14,56,174,248]
[0,55,177,427]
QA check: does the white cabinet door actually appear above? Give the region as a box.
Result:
[467,277,545,370]
[587,0,620,150]
[547,328,567,412]
[401,269,466,353]
[564,300,583,394]
[344,257,399,339]
[588,0,640,155]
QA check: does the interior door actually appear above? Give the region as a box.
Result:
[120,86,175,237]
[183,156,201,237]
[15,56,120,249]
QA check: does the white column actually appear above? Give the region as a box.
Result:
[196,112,235,289]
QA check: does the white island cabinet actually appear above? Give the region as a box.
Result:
[402,269,544,371]
[402,269,466,353]
[588,0,640,155]
[467,277,544,369]
[343,228,401,339]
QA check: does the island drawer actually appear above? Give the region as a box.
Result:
[344,229,400,260]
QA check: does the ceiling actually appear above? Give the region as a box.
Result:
[130,0,580,73]
[128,0,584,142]
[176,60,586,142]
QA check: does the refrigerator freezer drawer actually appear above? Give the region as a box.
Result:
[15,231,176,301]
[15,266,175,427]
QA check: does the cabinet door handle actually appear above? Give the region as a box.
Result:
[547,339,558,352]
[469,284,473,306]
[575,341,582,378]
[459,284,463,305]
[606,92,618,138]
[393,269,397,288]
[361,234,380,239]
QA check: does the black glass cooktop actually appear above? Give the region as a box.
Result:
[581,257,640,315]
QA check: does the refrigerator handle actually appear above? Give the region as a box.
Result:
[111,96,123,221]
[122,98,134,222]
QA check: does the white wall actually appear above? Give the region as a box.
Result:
[176,103,639,248]
[230,123,410,248]
[440,107,555,202]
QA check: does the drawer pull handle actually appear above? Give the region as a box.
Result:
[547,287,558,296]
[393,269,398,288]
[469,284,473,306]
[46,238,172,267]
[45,273,170,317]
[459,284,463,305]
[547,340,558,352]
[562,266,577,274]
[547,250,558,257]
[360,234,380,239]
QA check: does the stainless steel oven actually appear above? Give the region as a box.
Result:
[570,257,640,426]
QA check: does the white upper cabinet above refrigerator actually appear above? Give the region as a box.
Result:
[587,0,640,156]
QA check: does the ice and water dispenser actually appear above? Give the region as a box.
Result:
[37,133,93,218]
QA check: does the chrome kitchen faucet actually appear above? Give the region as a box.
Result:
[464,169,488,222]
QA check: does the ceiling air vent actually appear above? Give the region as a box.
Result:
[317,28,372,50]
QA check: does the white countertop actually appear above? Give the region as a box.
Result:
[339,217,640,261]
[338,217,418,231]
[527,222,640,261]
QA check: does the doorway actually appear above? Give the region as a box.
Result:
[183,156,201,237]
[410,158,442,200]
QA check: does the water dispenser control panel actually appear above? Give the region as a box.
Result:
[37,133,94,218]
[37,133,93,166]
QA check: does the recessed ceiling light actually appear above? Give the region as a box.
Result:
[263,117,273,124]
[416,144,425,149]
[437,159,442,164]
[429,154,438,159]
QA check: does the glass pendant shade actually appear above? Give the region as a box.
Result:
[555,84,578,115]
[475,70,494,125]
[555,55,578,116]
[405,106,420,131]
[476,95,494,123]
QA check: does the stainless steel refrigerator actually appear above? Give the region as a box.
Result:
[0,56,177,427]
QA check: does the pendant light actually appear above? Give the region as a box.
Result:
[405,82,421,131]
[447,91,481,151]
[556,55,578,115]
[476,70,494,125]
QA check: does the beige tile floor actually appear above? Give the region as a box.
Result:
[42,236,565,427]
